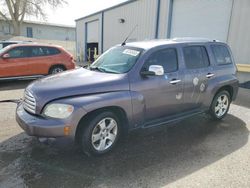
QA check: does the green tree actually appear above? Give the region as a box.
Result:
[0,0,66,36]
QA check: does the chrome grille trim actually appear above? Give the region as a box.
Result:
[23,90,36,114]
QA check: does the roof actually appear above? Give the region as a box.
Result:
[125,38,220,50]
[4,43,63,49]
[75,0,136,21]
[0,18,75,28]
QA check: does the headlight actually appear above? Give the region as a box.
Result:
[43,103,74,119]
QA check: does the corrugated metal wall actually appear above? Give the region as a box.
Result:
[103,0,157,51]
[170,0,233,41]
[228,0,250,65]
[158,0,170,39]
[76,0,250,69]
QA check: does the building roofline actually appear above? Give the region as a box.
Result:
[0,18,75,28]
[75,0,137,22]
[23,20,75,28]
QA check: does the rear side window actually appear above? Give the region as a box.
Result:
[144,48,178,73]
[8,47,29,58]
[211,45,232,65]
[183,46,210,69]
[42,47,61,55]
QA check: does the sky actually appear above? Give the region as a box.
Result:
[35,0,128,26]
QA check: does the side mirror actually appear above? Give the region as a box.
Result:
[141,65,164,76]
[149,65,164,75]
[2,53,10,59]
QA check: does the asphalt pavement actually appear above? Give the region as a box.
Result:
[0,80,249,188]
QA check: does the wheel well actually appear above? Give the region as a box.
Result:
[49,64,66,74]
[216,85,234,100]
[75,106,129,143]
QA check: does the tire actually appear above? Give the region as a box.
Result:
[209,90,231,120]
[79,111,121,156]
[49,66,65,74]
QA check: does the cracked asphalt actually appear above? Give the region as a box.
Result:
[0,80,250,188]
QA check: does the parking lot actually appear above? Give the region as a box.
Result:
[0,80,250,188]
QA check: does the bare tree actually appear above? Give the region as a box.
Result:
[0,0,66,36]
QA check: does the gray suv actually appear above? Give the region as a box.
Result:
[16,38,239,156]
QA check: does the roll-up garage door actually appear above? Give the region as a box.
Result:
[87,20,99,43]
[170,0,233,41]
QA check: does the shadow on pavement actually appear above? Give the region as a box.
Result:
[0,80,32,91]
[0,114,248,187]
[233,88,250,109]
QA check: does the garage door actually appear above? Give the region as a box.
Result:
[170,0,233,41]
[87,20,99,43]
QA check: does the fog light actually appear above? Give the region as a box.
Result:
[64,126,70,136]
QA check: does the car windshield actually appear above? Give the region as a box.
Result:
[0,45,11,55]
[89,46,143,74]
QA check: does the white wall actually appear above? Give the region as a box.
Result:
[21,23,75,41]
[170,0,233,42]
[228,0,250,65]
[0,20,75,41]
[103,0,158,51]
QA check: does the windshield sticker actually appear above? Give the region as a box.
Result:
[123,49,140,56]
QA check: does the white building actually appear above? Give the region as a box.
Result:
[76,0,250,82]
[0,20,75,41]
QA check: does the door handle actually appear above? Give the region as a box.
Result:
[170,79,181,84]
[206,73,214,78]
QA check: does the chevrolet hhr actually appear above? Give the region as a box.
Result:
[16,38,239,155]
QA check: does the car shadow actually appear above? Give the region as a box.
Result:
[0,80,32,91]
[0,114,249,187]
[233,87,250,109]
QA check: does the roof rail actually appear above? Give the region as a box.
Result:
[172,37,219,42]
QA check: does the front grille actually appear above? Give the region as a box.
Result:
[23,90,36,114]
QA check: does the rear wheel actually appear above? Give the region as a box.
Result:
[209,90,231,120]
[49,66,65,74]
[79,111,121,156]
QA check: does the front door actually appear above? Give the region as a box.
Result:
[0,46,30,78]
[131,47,185,123]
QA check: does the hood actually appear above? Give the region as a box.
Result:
[26,68,129,112]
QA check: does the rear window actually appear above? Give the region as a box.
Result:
[211,45,232,65]
[43,47,61,55]
[183,46,210,69]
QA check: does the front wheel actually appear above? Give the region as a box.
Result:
[209,90,231,120]
[79,111,121,156]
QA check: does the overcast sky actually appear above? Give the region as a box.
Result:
[38,0,128,26]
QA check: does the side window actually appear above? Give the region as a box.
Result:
[211,45,232,65]
[8,47,29,58]
[144,48,178,73]
[41,47,60,56]
[49,47,60,55]
[183,46,210,69]
[30,47,45,57]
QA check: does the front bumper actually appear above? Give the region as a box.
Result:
[16,103,75,138]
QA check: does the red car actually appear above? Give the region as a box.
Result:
[0,43,75,80]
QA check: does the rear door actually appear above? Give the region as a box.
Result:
[27,46,49,75]
[181,45,213,110]
[0,46,30,77]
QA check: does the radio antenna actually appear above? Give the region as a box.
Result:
[121,24,138,46]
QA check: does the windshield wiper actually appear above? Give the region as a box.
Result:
[89,66,119,74]
[89,66,106,72]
